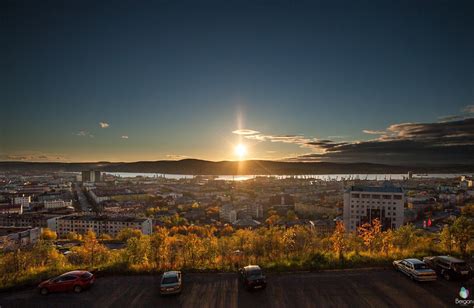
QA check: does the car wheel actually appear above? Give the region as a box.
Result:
[40,288,48,295]
[73,285,82,293]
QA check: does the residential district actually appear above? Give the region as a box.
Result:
[0,170,473,250]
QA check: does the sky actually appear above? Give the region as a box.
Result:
[1,0,474,165]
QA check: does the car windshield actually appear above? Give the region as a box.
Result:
[414,263,429,270]
[247,269,262,277]
[162,276,178,284]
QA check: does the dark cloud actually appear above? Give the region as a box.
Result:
[438,115,464,122]
[296,118,474,165]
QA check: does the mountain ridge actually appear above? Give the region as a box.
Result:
[0,159,473,175]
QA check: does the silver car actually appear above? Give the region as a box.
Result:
[393,258,437,282]
[160,271,182,295]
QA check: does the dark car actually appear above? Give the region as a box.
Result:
[423,256,472,281]
[38,271,95,295]
[239,265,267,290]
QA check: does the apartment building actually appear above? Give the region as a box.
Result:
[0,213,62,229]
[0,227,40,251]
[56,215,153,237]
[0,203,23,214]
[219,204,237,223]
[82,170,102,183]
[44,199,73,209]
[343,183,405,232]
[14,196,31,210]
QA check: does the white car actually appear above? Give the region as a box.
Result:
[160,271,182,295]
[393,258,437,281]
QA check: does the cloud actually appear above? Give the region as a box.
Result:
[438,115,464,122]
[294,118,474,165]
[232,129,260,135]
[463,105,474,113]
[244,134,313,145]
[75,131,94,138]
[327,135,347,139]
[0,152,68,162]
[99,122,110,128]
[121,135,129,139]
[363,129,386,135]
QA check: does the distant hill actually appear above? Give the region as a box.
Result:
[0,159,473,175]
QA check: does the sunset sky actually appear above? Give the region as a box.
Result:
[2,0,474,164]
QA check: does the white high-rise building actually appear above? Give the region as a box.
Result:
[343,183,405,232]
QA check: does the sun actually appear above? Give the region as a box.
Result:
[234,144,247,159]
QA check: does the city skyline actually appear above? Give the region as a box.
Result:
[2,1,474,164]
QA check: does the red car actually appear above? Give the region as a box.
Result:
[38,271,95,295]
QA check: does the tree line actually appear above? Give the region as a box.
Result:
[0,215,472,289]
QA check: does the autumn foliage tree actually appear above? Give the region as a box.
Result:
[69,231,110,267]
[41,228,57,241]
[357,218,382,252]
[330,221,346,261]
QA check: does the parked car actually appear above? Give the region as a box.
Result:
[160,271,182,295]
[239,265,267,290]
[38,271,95,295]
[393,258,437,281]
[423,256,472,281]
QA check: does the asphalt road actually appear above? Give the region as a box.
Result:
[73,183,92,212]
[0,269,471,308]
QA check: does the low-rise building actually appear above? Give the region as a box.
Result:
[56,215,153,237]
[44,199,73,209]
[0,227,40,251]
[0,203,23,214]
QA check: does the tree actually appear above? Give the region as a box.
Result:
[393,224,416,250]
[330,221,346,261]
[66,231,82,241]
[41,228,57,241]
[282,228,296,259]
[357,219,382,252]
[440,225,453,253]
[123,236,151,267]
[265,214,280,225]
[70,231,110,267]
[461,204,474,217]
[116,228,143,241]
[220,225,234,236]
[450,216,474,256]
[286,210,298,222]
[381,229,394,256]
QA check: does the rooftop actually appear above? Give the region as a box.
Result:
[348,183,403,193]
[58,215,148,223]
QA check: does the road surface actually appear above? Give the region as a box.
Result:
[73,183,92,212]
[0,269,471,308]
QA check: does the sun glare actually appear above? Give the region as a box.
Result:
[234,144,247,159]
